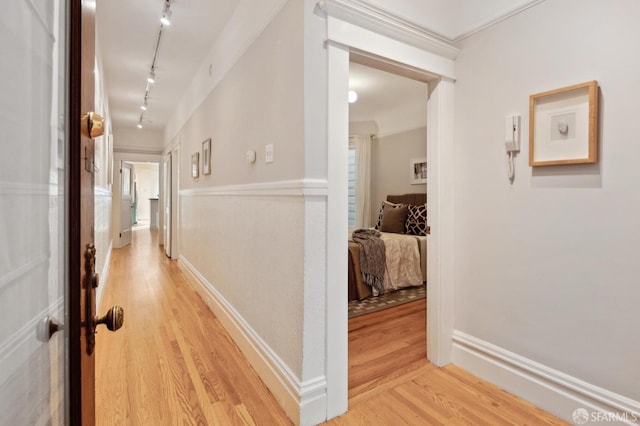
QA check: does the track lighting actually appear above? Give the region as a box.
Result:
[136,1,172,127]
[161,7,172,26]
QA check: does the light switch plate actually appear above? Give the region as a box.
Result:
[265,144,274,163]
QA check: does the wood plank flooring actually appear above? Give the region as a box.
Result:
[335,299,567,425]
[348,299,428,399]
[96,228,567,425]
[95,228,291,425]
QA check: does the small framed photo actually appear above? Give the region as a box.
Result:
[202,138,211,175]
[410,157,427,184]
[191,152,199,178]
[529,81,598,167]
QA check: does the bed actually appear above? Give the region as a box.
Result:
[348,193,427,301]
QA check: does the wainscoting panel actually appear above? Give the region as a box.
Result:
[95,189,113,309]
[180,188,306,374]
[179,179,328,425]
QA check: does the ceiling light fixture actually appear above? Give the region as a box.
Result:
[348,90,358,103]
[147,70,156,84]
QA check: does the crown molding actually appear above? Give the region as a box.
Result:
[451,0,547,42]
[317,0,459,60]
[318,0,548,47]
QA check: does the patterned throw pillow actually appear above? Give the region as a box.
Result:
[374,201,403,230]
[405,204,428,235]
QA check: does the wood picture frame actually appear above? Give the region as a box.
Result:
[410,157,427,184]
[529,80,598,167]
[202,138,211,175]
[191,152,199,178]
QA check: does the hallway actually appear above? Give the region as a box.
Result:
[96,228,567,425]
[96,229,291,425]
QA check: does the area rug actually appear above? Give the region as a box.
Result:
[348,284,426,318]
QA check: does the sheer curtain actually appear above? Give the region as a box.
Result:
[350,134,373,228]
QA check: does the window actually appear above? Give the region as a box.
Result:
[348,147,356,228]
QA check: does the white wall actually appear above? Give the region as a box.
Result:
[174,1,328,423]
[371,127,427,223]
[131,162,159,222]
[453,0,640,413]
[114,128,163,154]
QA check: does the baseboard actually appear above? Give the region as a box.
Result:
[178,255,327,425]
[452,331,640,425]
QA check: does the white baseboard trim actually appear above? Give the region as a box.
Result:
[452,330,640,425]
[178,255,327,425]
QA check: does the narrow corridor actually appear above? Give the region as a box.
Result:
[96,228,291,425]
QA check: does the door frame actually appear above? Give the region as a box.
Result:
[111,152,162,249]
[322,4,458,418]
[68,0,97,423]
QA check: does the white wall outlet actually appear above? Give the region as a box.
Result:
[265,144,274,163]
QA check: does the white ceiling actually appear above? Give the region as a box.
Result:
[97,0,542,134]
[97,0,238,132]
[348,61,427,124]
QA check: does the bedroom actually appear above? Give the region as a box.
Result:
[346,59,429,391]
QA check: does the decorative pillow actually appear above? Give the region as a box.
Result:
[405,204,428,236]
[374,201,403,229]
[380,204,409,234]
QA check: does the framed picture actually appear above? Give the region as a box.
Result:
[410,157,427,184]
[202,138,211,175]
[191,152,199,178]
[529,81,598,167]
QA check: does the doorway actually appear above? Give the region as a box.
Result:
[346,59,429,396]
[128,162,160,231]
[324,17,457,418]
[111,153,162,249]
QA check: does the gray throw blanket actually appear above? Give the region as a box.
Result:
[352,229,385,293]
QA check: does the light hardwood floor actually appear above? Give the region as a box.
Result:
[97,228,567,425]
[96,229,291,425]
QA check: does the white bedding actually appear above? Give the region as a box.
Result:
[379,232,423,293]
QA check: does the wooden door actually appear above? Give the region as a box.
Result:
[68,0,124,424]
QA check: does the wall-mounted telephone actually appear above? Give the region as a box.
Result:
[505,115,520,153]
[504,114,520,182]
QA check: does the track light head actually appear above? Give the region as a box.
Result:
[147,70,156,84]
[161,6,172,26]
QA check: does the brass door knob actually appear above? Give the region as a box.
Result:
[95,305,124,332]
[81,112,105,139]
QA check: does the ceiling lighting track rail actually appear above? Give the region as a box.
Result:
[138,0,171,129]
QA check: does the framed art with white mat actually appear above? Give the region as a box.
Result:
[529,81,598,167]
